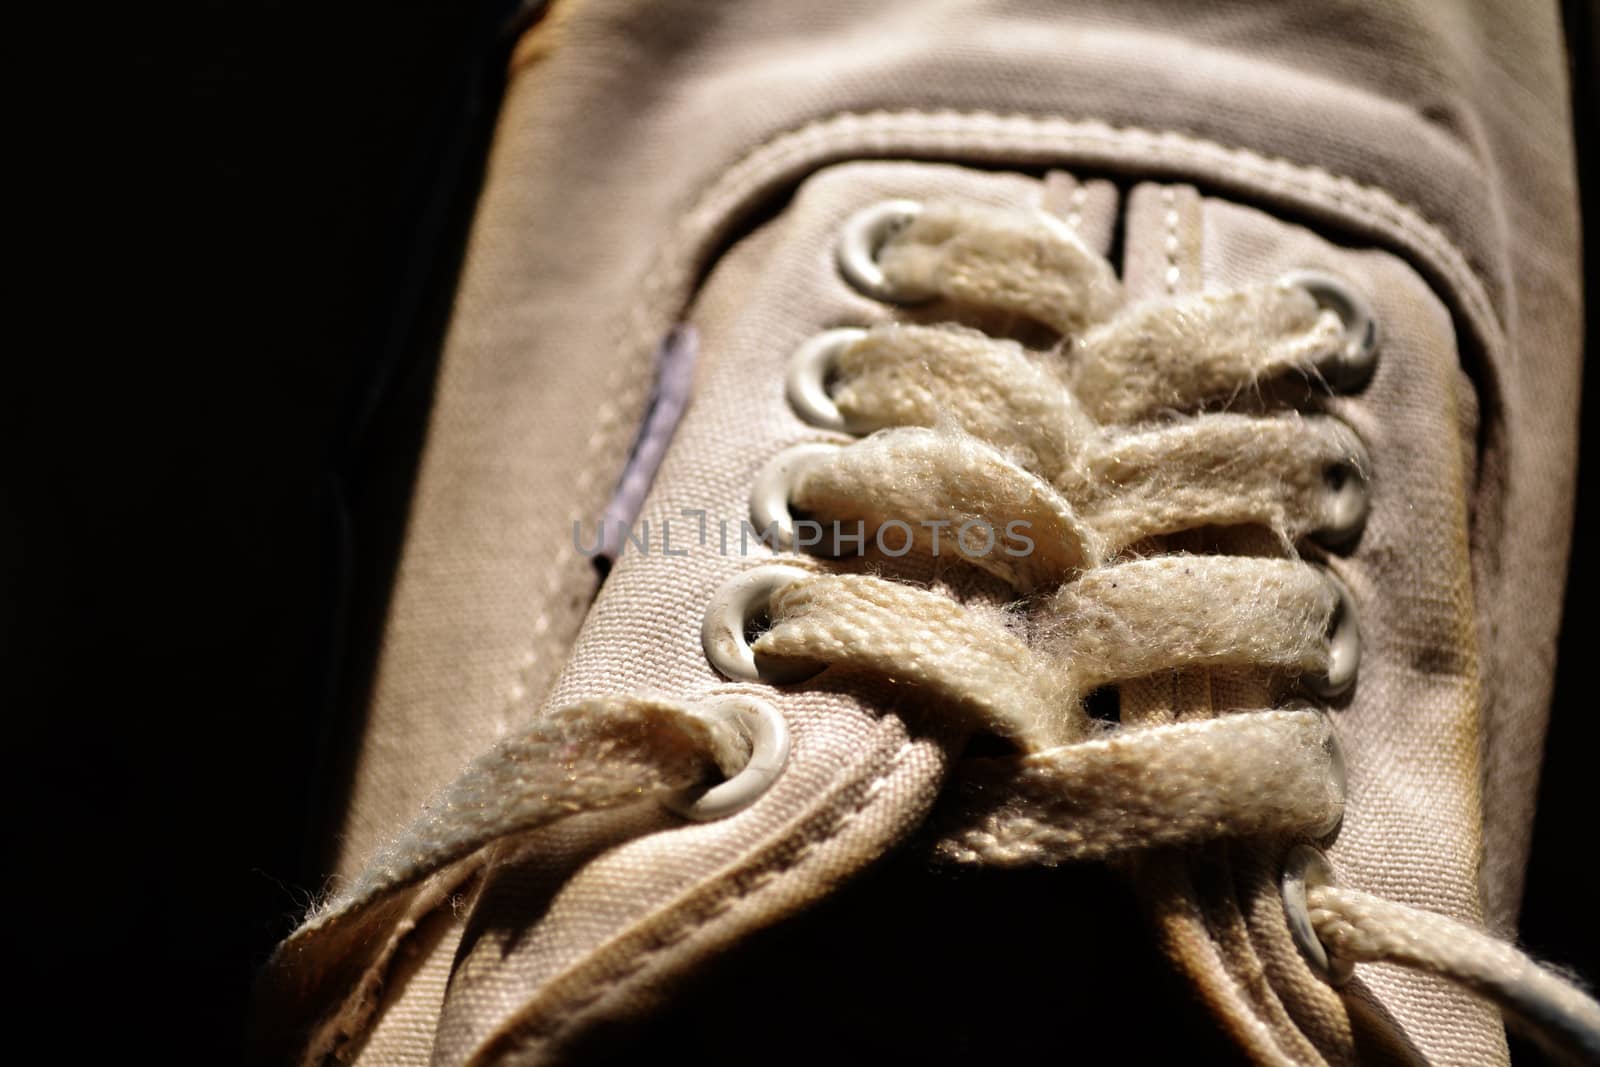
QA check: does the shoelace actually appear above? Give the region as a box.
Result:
[278,200,1600,1064]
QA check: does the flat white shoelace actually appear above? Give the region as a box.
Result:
[278,201,1600,1064]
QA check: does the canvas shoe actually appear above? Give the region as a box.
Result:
[256,2,1595,1063]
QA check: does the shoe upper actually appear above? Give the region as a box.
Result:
[260,2,1585,1064]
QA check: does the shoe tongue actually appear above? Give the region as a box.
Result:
[1118,181,1204,306]
[1130,177,1510,1061]
[1110,183,1279,727]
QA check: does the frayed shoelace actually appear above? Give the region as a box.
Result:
[277,200,1600,1064]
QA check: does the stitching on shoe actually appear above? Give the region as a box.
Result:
[465,727,924,1064]
[478,733,916,1060]
[622,110,1506,365]
[1161,185,1181,295]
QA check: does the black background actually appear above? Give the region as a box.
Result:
[11,1,1595,1061]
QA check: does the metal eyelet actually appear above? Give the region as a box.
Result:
[786,328,871,433]
[1313,422,1372,549]
[1281,699,1347,837]
[1282,270,1378,392]
[701,564,823,684]
[836,199,933,303]
[1281,844,1355,984]
[749,442,841,551]
[1304,570,1361,698]
[663,695,791,822]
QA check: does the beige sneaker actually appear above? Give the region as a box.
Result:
[256,1,1596,1063]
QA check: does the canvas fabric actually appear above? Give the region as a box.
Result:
[294,1,1581,1063]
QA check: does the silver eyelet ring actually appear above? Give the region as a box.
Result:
[1281,699,1347,837]
[749,442,842,551]
[786,328,871,433]
[836,199,934,303]
[701,564,823,684]
[1304,570,1361,699]
[663,695,791,822]
[1313,422,1372,549]
[1281,844,1355,984]
[1282,270,1378,393]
